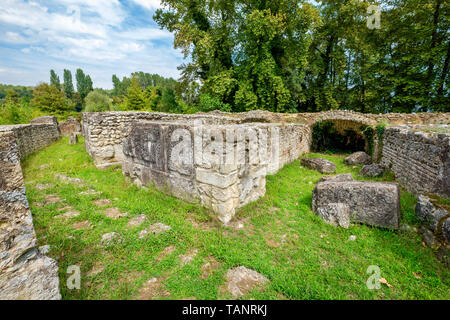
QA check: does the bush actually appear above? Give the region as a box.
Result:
[198,94,232,113]
[30,83,71,115]
[85,89,112,112]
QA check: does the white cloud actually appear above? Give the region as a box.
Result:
[0,0,181,89]
[131,0,162,10]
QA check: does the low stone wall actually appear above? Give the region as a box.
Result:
[0,129,61,299]
[0,116,61,299]
[381,126,449,198]
[0,116,61,159]
[59,116,81,137]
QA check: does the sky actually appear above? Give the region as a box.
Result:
[0,0,184,89]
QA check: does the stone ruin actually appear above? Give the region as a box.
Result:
[0,110,449,299]
[0,116,61,299]
[82,110,449,224]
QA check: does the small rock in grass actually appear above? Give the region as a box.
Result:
[72,221,92,230]
[301,157,336,174]
[78,189,101,196]
[344,152,372,165]
[139,223,171,239]
[39,245,51,255]
[35,183,53,190]
[94,199,112,207]
[55,173,84,184]
[179,249,199,266]
[101,232,121,246]
[55,210,80,220]
[220,266,269,299]
[104,207,127,219]
[128,214,148,227]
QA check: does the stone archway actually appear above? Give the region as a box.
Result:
[310,111,377,155]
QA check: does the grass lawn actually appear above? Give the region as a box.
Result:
[21,137,449,300]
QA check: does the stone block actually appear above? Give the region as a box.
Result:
[312,181,400,229]
[301,157,336,173]
[344,151,372,165]
[315,203,350,228]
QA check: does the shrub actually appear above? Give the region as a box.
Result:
[85,89,112,112]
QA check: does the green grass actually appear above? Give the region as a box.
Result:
[22,137,449,300]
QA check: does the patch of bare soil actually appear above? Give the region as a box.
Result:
[156,245,176,262]
[72,220,92,230]
[103,207,128,219]
[200,257,221,279]
[93,199,112,207]
[136,275,171,300]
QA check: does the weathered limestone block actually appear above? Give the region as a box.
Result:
[301,157,336,173]
[344,151,372,165]
[315,203,350,228]
[415,195,449,233]
[358,163,385,178]
[312,181,400,229]
[319,173,354,183]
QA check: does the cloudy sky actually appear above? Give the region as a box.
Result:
[0,0,183,89]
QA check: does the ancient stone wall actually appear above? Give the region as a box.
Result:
[82,110,448,223]
[59,116,81,137]
[0,130,61,299]
[0,116,61,159]
[381,126,449,198]
[121,120,309,223]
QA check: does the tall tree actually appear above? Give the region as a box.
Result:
[63,69,74,99]
[76,68,94,103]
[50,70,61,91]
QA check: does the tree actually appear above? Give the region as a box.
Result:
[85,89,112,112]
[76,68,94,103]
[154,0,317,112]
[63,69,74,99]
[50,70,61,90]
[159,88,179,113]
[30,83,71,115]
[125,76,150,111]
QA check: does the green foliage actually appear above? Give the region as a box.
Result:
[155,0,449,113]
[85,89,112,112]
[30,83,72,115]
[0,101,44,125]
[63,69,74,99]
[198,94,232,113]
[76,69,94,103]
[361,125,375,157]
[376,122,386,161]
[125,77,150,111]
[50,70,61,91]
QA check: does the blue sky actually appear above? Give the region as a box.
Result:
[0,0,183,89]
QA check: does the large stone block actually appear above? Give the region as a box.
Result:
[301,157,336,173]
[344,151,372,165]
[312,181,400,229]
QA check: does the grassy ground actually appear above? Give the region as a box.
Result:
[22,137,449,300]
